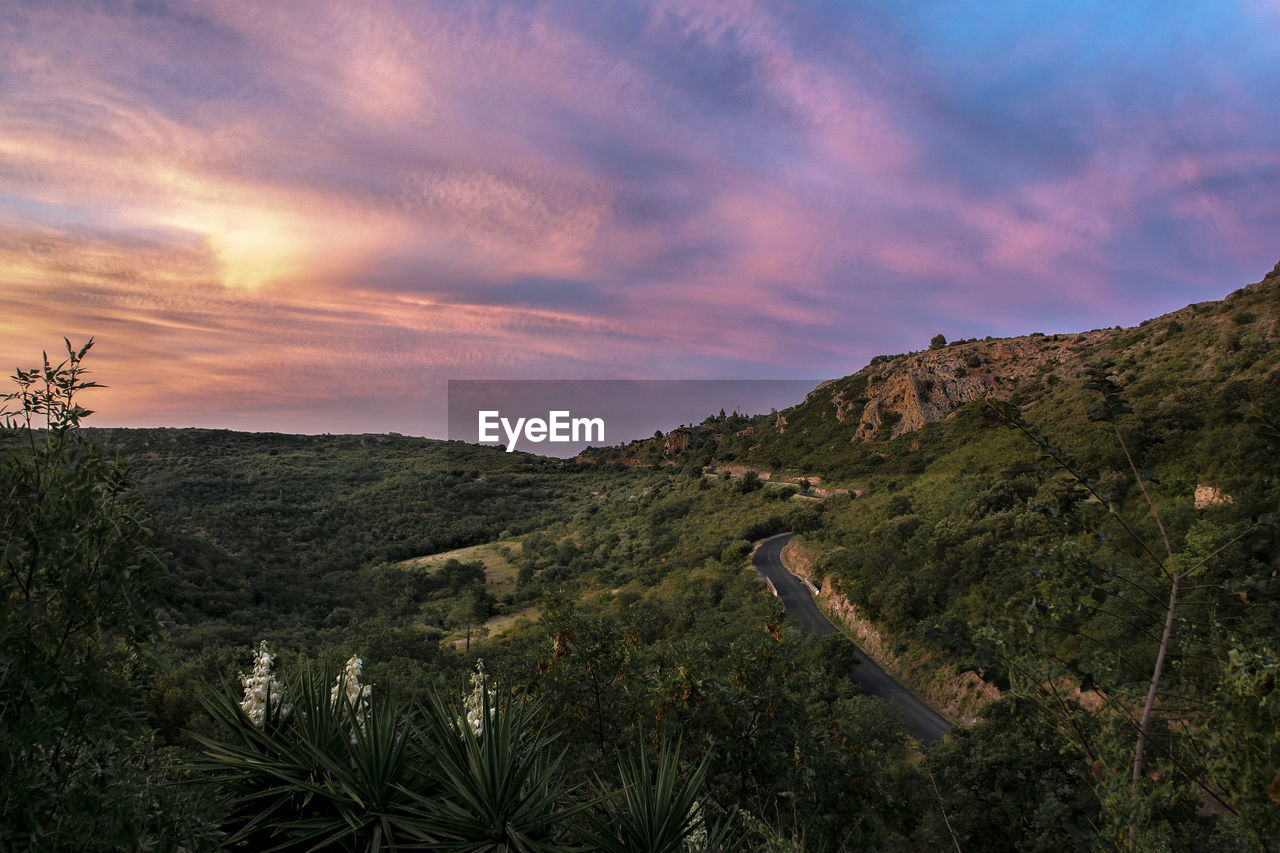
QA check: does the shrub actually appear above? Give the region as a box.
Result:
[735,471,763,493]
[583,740,721,853]
[416,666,582,851]
[196,649,430,850]
[720,539,753,566]
[1,340,217,848]
[198,653,718,852]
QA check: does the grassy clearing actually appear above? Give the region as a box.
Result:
[397,539,523,594]
[448,604,542,648]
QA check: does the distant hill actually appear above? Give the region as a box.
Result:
[89,260,1280,657]
[583,259,1280,482]
[85,428,594,648]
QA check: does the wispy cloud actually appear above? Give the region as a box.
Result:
[2,1,1278,433]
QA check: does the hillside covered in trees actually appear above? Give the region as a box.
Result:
[4,262,1279,850]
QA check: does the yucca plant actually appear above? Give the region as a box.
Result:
[409,668,585,852]
[582,739,723,853]
[196,649,433,851]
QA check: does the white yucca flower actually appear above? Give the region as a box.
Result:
[240,641,288,727]
[462,659,496,737]
[332,654,372,742]
[683,799,708,851]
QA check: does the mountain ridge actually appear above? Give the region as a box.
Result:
[583,259,1280,470]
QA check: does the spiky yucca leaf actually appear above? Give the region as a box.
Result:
[196,662,435,852]
[582,740,720,853]
[409,681,586,853]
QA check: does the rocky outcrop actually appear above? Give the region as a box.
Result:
[1262,259,1280,284]
[585,261,1280,459]
[662,430,691,455]
[1194,484,1234,509]
[846,331,1116,441]
[858,356,1001,440]
[837,265,1280,442]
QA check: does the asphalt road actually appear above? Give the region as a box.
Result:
[754,533,951,744]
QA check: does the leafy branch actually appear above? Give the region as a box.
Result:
[988,360,1257,850]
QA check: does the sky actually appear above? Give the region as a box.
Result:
[2,0,1278,437]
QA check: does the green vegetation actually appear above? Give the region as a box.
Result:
[1,340,218,848]
[198,649,719,852]
[88,426,587,649]
[983,365,1277,849]
[4,264,1280,849]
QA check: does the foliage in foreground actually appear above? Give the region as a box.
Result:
[197,649,715,852]
[582,740,721,853]
[197,646,430,849]
[0,339,218,849]
[984,365,1279,850]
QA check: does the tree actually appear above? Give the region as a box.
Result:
[922,698,1099,851]
[449,588,488,651]
[0,339,215,848]
[535,603,637,755]
[930,333,947,350]
[988,362,1272,850]
[735,470,762,493]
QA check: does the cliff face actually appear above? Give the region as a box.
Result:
[806,329,1117,441]
[662,430,691,454]
[805,264,1280,442]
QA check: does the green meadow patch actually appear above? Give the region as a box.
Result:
[398,539,524,595]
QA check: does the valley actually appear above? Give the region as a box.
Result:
[6,262,1280,850]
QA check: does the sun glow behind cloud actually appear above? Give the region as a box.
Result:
[1,1,1278,435]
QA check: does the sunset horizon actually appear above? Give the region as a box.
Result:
[5,1,1279,437]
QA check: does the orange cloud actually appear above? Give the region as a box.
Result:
[3,1,1277,434]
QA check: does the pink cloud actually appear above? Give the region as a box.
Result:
[3,1,1277,433]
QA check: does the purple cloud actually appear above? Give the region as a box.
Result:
[1,0,1277,435]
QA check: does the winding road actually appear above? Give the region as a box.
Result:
[754,533,951,744]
